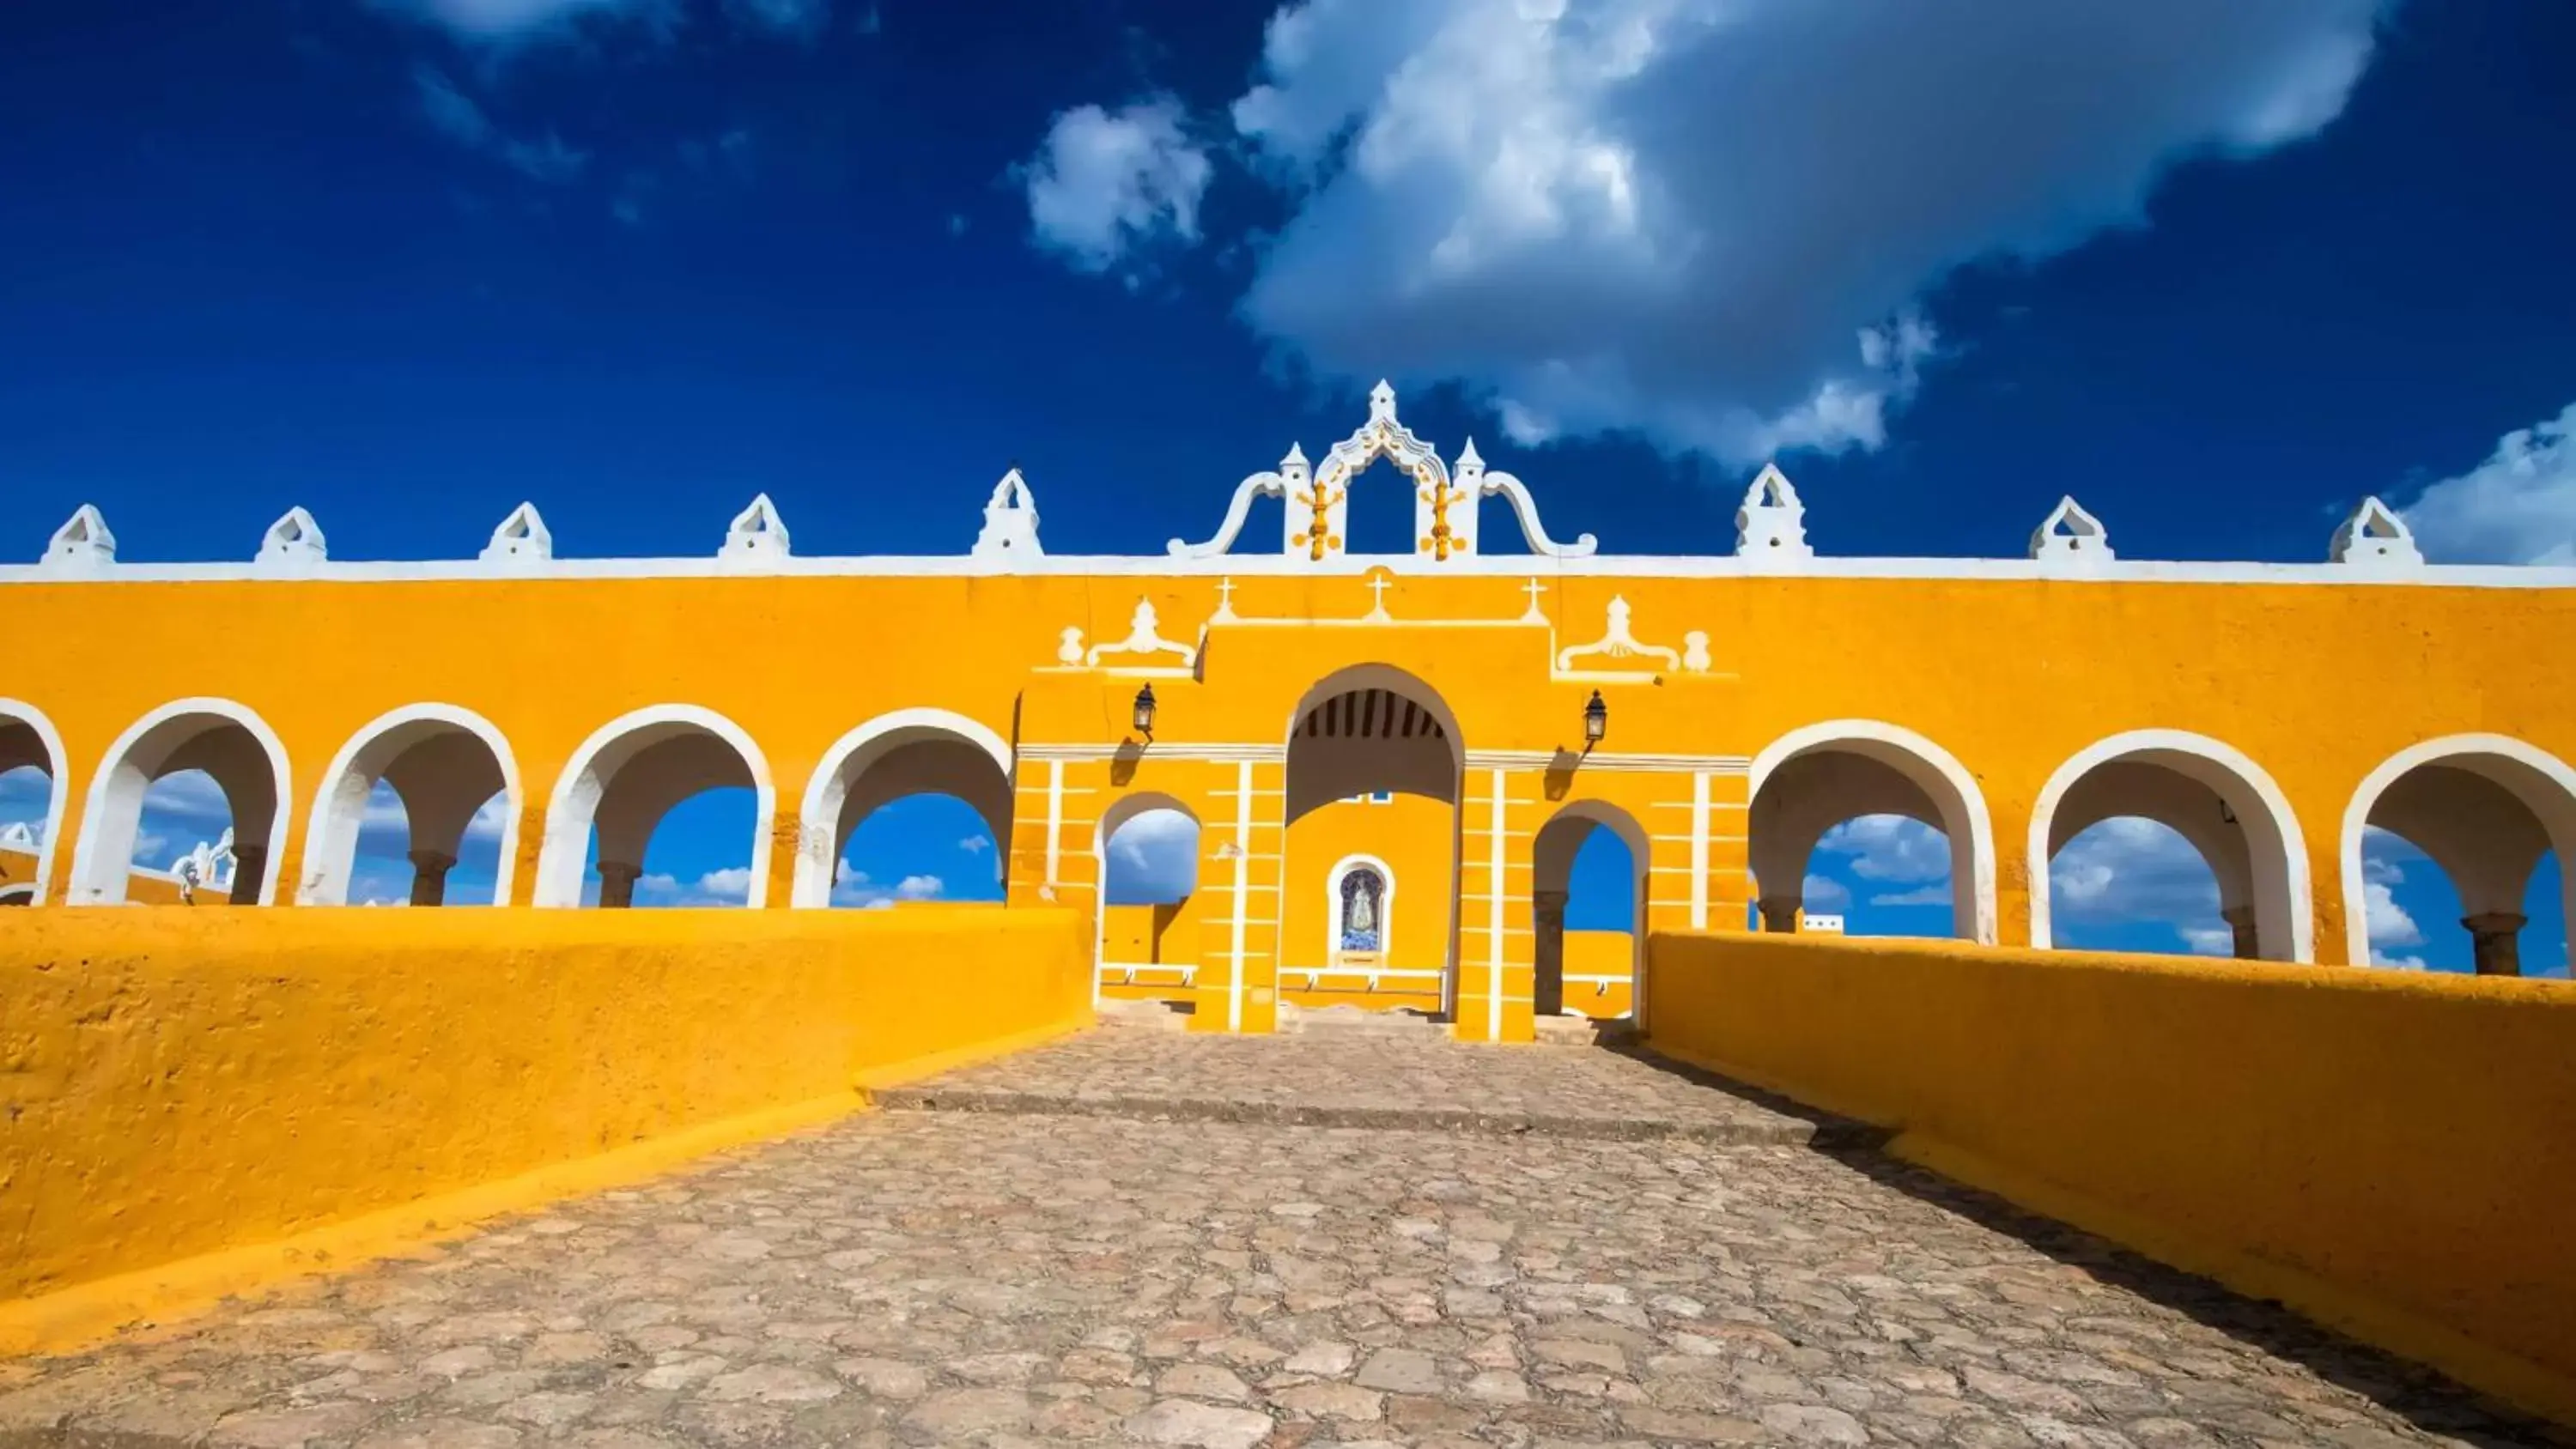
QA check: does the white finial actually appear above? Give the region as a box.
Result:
[1735,464,1810,564]
[1455,437,1485,476]
[480,501,553,564]
[2330,496,2423,569]
[258,506,327,568]
[1369,379,1397,424]
[972,468,1043,563]
[1056,627,1085,665]
[41,504,115,572]
[2029,496,2113,565]
[0,821,35,850]
[720,493,792,565]
[1281,442,1309,471]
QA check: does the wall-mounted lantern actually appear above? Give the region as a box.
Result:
[1583,689,1607,750]
[1133,683,1157,742]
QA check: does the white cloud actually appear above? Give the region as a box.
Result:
[636,871,681,894]
[723,0,829,38]
[2179,925,2235,956]
[2361,880,2421,949]
[2048,816,2222,929]
[374,0,680,44]
[1800,873,1849,912]
[141,769,233,824]
[696,865,754,898]
[2370,949,2427,970]
[1023,97,1212,277]
[1053,0,2385,462]
[2402,401,2576,566]
[1105,809,1200,904]
[895,874,943,900]
[414,69,588,183]
[1868,884,1949,908]
[958,835,992,853]
[1816,815,1949,883]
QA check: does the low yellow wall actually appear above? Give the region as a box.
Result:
[1644,931,2576,1422]
[0,906,1091,1350]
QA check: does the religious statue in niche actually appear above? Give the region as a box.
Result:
[1339,868,1386,954]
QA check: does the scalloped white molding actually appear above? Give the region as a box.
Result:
[42,506,115,573]
[972,469,1043,563]
[481,502,553,564]
[258,507,327,569]
[1084,598,1198,671]
[720,493,791,567]
[1735,464,1810,565]
[2330,496,2423,569]
[2030,496,2112,569]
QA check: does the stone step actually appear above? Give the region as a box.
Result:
[1096,997,1194,1032]
[1532,1012,1640,1048]
[1275,1003,1449,1039]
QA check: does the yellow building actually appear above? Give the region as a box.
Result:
[3,389,2573,1040]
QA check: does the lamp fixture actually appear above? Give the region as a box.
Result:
[1133,683,1157,741]
[1583,689,1607,749]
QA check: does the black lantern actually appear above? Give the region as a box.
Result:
[1133,683,1157,741]
[1583,689,1607,749]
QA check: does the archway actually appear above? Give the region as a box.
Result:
[1533,801,1648,1021]
[0,700,68,905]
[2031,731,2310,962]
[794,709,1013,909]
[300,705,520,906]
[70,700,293,906]
[535,706,773,908]
[1747,722,1996,944]
[1283,665,1463,1014]
[1095,791,1202,1004]
[2342,736,2576,975]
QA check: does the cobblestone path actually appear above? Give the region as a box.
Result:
[2,1031,2559,1449]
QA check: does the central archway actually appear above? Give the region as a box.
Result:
[1281,665,1464,1016]
[1747,721,1997,944]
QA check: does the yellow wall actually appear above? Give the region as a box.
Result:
[1558,928,1635,1017]
[1099,900,1196,997]
[0,905,1091,1349]
[1280,793,1452,1011]
[1643,930,2576,1422]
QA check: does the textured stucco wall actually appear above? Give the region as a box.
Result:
[0,906,1091,1345]
[1643,930,2576,1422]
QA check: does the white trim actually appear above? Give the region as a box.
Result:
[296,703,523,906]
[1689,770,1711,931]
[1325,852,1396,967]
[793,707,1015,908]
[2028,729,2312,962]
[2338,734,2576,968]
[533,704,775,908]
[1228,760,1253,1033]
[6,552,2571,588]
[69,697,295,906]
[1750,719,2000,946]
[1485,768,1507,1040]
[1044,760,1066,891]
[0,700,71,906]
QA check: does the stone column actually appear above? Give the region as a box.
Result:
[408,850,458,907]
[2221,905,2259,961]
[597,860,643,910]
[228,845,268,906]
[2464,912,2525,977]
[1533,888,1570,1017]
[1757,895,1801,934]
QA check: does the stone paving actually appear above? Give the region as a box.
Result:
[2,1032,2562,1449]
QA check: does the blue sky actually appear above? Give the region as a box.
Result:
[2,1,2569,969]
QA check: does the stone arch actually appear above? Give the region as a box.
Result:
[1747,720,1997,944]
[0,699,70,906]
[70,698,295,906]
[1533,800,1649,1020]
[2030,730,2311,962]
[793,708,1015,908]
[0,884,33,905]
[298,704,522,906]
[535,705,774,908]
[1092,791,1203,1003]
[2341,734,2576,974]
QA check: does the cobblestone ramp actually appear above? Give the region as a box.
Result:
[1,1030,2561,1449]
[876,1031,1869,1145]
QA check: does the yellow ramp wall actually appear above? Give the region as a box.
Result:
[0,906,1091,1349]
[1643,931,2576,1422]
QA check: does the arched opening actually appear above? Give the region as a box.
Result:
[535,706,773,909]
[794,710,1013,909]
[1096,792,1202,1003]
[1747,722,1996,943]
[1283,665,1463,1014]
[2031,731,2310,962]
[300,706,519,906]
[1533,802,1647,1022]
[2342,737,2576,976]
[70,700,293,906]
[0,700,68,906]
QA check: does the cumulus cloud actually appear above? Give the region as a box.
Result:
[2047,815,2226,949]
[375,0,661,41]
[1105,809,1200,904]
[1042,0,2386,462]
[697,865,754,898]
[958,834,992,853]
[1023,97,1212,278]
[1800,873,1849,912]
[896,874,944,900]
[2401,401,2576,566]
[415,69,588,182]
[2362,880,2422,950]
[1816,815,1949,883]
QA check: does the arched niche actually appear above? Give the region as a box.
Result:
[1094,791,1204,1002]
[0,700,70,906]
[70,699,295,906]
[1747,721,1996,944]
[794,708,1014,908]
[535,705,774,908]
[2031,731,2310,962]
[299,704,520,906]
[2342,735,2576,975]
[1532,800,1649,1021]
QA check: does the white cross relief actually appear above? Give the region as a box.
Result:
[1364,573,1393,621]
[1521,577,1548,622]
[1213,577,1238,621]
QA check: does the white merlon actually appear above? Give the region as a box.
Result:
[41,505,115,572]
[2330,496,2424,570]
[1735,464,1811,565]
[481,502,554,564]
[258,507,328,568]
[2031,496,2113,569]
[720,493,791,567]
[971,468,1043,563]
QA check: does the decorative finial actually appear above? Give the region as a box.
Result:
[41,505,115,571]
[258,506,327,567]
[720,493,793,564]
[1369,379,1397,423]
[481,502,553,563]
[2030,496,2112,565]
[2330,496,2422,568]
